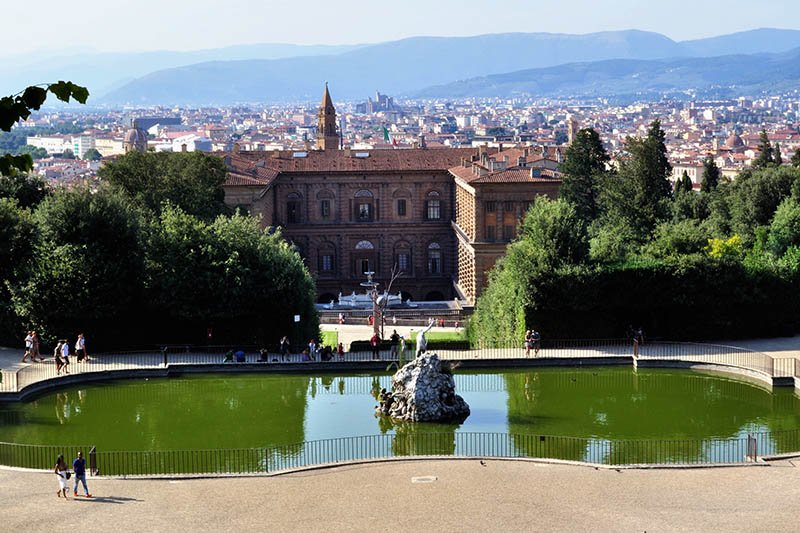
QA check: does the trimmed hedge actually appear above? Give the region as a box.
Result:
[525,256,800,340]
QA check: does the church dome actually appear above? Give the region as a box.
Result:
[724,133,744,149]
[123,127,148,153]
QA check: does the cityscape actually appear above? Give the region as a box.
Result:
[3,1,800,530]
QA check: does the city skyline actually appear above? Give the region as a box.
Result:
[2,0,800,57]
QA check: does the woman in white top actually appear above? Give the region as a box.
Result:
[54,454,69,499]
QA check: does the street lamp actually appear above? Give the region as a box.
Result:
[360,271,380,339]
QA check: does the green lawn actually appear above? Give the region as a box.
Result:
[320,330,338,347]
[425,331,467,342]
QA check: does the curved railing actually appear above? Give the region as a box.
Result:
[3,429,800,475]
[1,340,797,396]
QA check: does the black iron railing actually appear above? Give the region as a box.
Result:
[5,429,800,475]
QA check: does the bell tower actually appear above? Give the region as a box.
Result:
[317,82,339,151]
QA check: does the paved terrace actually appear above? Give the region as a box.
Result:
[3,458,800,532]
[2,332,799,397]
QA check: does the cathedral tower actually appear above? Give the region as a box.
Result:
[317,83,339,151]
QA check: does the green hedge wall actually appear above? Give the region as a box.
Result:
[525,257,800,340]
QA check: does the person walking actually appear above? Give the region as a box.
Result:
[54,340,65,375]
[72,451,91,498]
[337,342,345,361]
[524,330,532,357]
[60,340,71,374]
[54,454,69,499]
[31,331,43,362]
[22,331,33,363]
[531,329,541,356]
[75,333,89,362]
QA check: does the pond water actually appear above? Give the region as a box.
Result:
[2,367,799,458]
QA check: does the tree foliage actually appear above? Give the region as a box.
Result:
[753,129,773,169]
[559,128,609,223]
[99,151,229,220]
[700,157,720,193]
[1,82,89,175]
[599,120,672,240]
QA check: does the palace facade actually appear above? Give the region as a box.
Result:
[222,85,562,304]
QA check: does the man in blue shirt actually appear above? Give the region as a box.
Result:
[73,451,91,497]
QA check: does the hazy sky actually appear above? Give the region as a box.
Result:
[2,0,799,56]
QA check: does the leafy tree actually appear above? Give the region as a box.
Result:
[677,171,693,193]
[17,145,48,160]
[766,197,800,256]
[0,82,88,175]
[82,148,102,161]
[0,198,35,279]
[599,119,672,240]
[700,157,720,192]
[641,220,709,259]
[469,198,588,344]
[774,143,783,166]
[792,148,800,168]
[61,149,75,159]
[99,151,229,220]
[705,235,744,260]
[145,205,318,344]
[9,188,146,344]
[0,172,49,208]
[753,129,773,169]
[559,128,610,223]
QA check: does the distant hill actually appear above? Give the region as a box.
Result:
[414,48,800,99]
[99,30,698,105]
[0,43,363,97]
[681,28,800,57]
[41,27,800,105]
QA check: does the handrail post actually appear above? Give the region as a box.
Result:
[89,446,97,476]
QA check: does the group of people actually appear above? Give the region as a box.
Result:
[369,329,406,360]
[306,338,345,361]
[524,329,541,357]
[53,451,91,499]
[23,332,88,372]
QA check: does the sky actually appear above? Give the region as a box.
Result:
[2,0,799,57]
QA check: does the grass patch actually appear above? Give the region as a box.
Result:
[320,330,338,347]
[425,331,467,342]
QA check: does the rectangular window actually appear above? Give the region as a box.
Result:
[426,199,441,220]
[357,203,372,221]
[428,251,441,274]
[320,200,330,218]
[504,201,514,212]
[397,253,410,272]
[287,201,300,223]
[397,199,407,217]
[503,224,514,241]
[486,225,496,241]
[320,254,333,272]
[486,201,496,212]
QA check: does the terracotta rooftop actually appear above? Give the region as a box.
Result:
[222,147,484,186]
[449,165,561,184]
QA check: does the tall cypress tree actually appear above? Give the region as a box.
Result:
[774,142,783,166]
[559,128,610,223]
[700,157,720,192]
[753,129,773,169]
[792,148,800,168]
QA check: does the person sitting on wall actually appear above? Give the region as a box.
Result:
[234,350,246,363]
[223,350,234,363]
[258,349,269,362]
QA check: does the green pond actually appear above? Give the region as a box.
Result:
[2,367,800,468]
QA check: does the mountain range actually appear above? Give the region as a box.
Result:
[7,28,800,105]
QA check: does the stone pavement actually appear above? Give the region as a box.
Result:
[2,458,800,532]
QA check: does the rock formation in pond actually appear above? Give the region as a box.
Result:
[376,354,470,422]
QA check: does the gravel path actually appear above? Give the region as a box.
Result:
[3,458,800,532]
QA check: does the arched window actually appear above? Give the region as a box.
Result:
[286,192,302,224]
[425,190,442,220]
[354,190,375,221]
[354,240,376,275]
[427,242,442,274]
